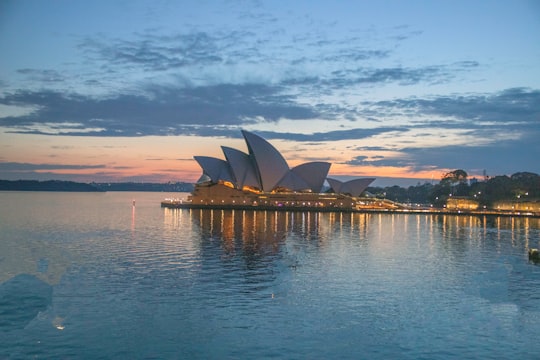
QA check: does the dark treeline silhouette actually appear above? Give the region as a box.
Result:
[0,180,103,192]
[0,180,194,192]
[367,170,540,207]
[95,182,193,192]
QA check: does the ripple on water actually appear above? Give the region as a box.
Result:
[1,193,540,359]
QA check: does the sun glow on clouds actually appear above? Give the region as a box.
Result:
[25,123,107,135]
[0,132,226,182]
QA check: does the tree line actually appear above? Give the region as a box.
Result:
[0,180,194,192]
[366,170,540,207]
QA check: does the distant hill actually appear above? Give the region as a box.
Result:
[0,180,194,192]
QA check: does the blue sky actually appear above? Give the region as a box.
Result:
[1,0,539,185]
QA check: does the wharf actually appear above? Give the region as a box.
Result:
[161,199,540,218]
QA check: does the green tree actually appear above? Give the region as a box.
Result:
[484,175,513,203]
[469,180,487,206]
[510,172,540,198]
[430,169,470,206]
[407,182,433,204]
[441,169,468,185]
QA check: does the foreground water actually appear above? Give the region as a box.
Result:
[1,191,539,359]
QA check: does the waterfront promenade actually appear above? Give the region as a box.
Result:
[161,198,540,218]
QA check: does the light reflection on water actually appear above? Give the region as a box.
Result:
[1,192,540,359]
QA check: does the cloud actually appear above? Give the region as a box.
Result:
[304,49,391,65]
[0,162,106,171]
[0,162,135,182]
[254,127,407,142]
[330,66,447,87]
[408,125,539,171]
[1,84,538,156]
[16,69,65,83]
[0,84,320,136]
[346,127,540,175]
[2,25,491,140]
[281,61,481,100]
[340,88,540,175]
[354,146,394,151]
[374,87,540,125]
[73,25,452,94]
[77,30,255,72]
[346,155,414,168]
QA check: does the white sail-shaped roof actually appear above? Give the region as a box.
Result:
[191,130,376,194]
[327,177,375,197]
[276,171,311,191]
[342,178,375,196]
[221,146,260,189]
[193,156,234,184]
[327,178,344,194]
[241,130,289,192]
[291,162,331,193]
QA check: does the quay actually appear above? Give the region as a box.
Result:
[161,198,540,218]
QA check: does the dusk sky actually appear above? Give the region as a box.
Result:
[1,0,539,186]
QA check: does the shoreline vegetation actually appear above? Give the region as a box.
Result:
[367,170,539,209]
[0,180,194,192]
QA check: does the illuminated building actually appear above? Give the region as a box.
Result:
[179,130,376,211]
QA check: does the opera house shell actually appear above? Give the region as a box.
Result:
[179,130,378,211]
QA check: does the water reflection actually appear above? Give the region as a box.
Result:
[162,209,540,310]
[163,209,540,258]
[438,215,540,251]
[131,201,136,234]
[163,209,375,253]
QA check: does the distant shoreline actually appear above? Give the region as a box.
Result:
[0,180,194,192]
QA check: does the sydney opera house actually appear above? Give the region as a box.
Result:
[166,130,383,211]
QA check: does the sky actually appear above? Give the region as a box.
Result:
[1,0,539,187]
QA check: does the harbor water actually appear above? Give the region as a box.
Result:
[1,191,540,359]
